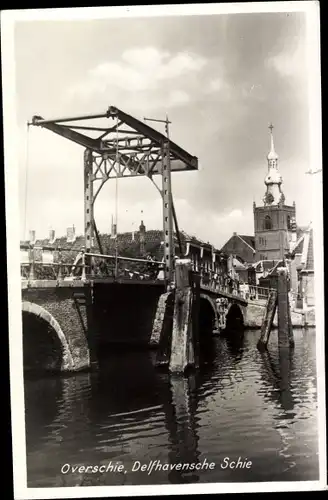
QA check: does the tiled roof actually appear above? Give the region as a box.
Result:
[305,229,314,270]
[293,238,304,255]
[20,228,223,261]
[296,226,307,238]
[252,260,280,273]
[239,235,255,250]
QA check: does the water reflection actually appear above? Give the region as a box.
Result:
[164,375,200,483]
[258,346,296,417]
[24,329,319,486]
[225,331,245,362]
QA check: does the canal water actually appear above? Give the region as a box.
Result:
[24,328,319,487]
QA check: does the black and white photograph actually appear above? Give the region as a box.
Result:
[2,2,326,498]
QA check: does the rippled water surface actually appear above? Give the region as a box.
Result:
[24,328,319,486]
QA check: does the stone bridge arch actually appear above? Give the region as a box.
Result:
[199,293,219,333]
[22,301,75,372]
[225,302,245,332]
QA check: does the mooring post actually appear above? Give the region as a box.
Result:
[257,289,278,350]
[169,259,195,374]
[277,267,290,348]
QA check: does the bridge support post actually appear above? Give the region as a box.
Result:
[84,148,94,276]
[169,259,196,374]
[162,141,174,287]
[277,267,294,348]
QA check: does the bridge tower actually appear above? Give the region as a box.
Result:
[30,107,198,287]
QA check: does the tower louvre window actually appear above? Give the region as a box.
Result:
[264,215,272,230]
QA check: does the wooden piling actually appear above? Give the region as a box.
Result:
[277,267,290,348]
[287,293,295,348]
[257,289,277,350]
[169,259,195,374]
[191,273,200,369]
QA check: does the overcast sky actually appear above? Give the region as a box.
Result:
[13,5,320,248]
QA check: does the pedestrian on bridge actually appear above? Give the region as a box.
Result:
[146,252,157,279]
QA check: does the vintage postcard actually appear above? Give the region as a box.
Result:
[2,2,326,498]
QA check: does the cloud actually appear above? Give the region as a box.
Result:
[68,46,207,100]
[206,77,224,93]
[266,42,304,79]
[229,209,243,218]
[168,89,190,106]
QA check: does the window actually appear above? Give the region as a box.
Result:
[264,215,272,230]
[287,215,292,230]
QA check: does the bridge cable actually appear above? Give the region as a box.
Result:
[23,123,31,241]
[114,116,119,278]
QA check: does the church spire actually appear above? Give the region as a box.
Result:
[267,123,278,162]
[263,123,284,206]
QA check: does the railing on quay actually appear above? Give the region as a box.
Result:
[246,285,276,302]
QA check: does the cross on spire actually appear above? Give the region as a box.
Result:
[269,123,274,133]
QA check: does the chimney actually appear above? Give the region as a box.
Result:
[139,220,146,255]
[233,232,237,236]
[49,229,55,244]
[111,215,117,239]
[111,223,117,239]
[29,230,36,244]
[66,225,76,243]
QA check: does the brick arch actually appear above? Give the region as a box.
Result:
[199,293,219,331]
[22,301,75,371]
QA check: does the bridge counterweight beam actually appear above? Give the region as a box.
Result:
[84,149,94,276]
[162,141,174,287]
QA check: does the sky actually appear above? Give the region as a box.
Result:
[13,5,321,249]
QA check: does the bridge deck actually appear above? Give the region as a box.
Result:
[21,278,165,288]
[21,278,247,305]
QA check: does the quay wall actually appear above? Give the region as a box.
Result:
[245,300,315,328]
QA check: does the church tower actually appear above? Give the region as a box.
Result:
[253,124,297,261]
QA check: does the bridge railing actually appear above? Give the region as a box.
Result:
[84,252,164,281]
[20,246,85,280]
[198,267,244,299]
[20,262,85,281]
[20,246,165,282]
